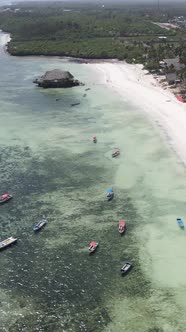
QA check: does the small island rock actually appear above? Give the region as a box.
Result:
[33,69,82,88]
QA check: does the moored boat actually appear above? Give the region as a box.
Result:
[106,188,114,201]
[177,218,184,229]
[89,241,99,254]
[0,236,17,250]
[112,149,120,158]
[92,136,97,143]
[118,220,126,234]
[176,95,186,103]
[71,102,80,107]
[0,193,13,204]
[33,218,47,232]
[121,261,132,275]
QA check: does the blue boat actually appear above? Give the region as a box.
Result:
[177,218,184,229]
[33,218,47,232]
[106,188,114,201]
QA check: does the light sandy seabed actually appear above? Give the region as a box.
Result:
[86,62,186,331]
[87,62,186,165]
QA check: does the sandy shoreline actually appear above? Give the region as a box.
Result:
[0,30,11,53]
[1,27,186,165]
[86,62,186,165]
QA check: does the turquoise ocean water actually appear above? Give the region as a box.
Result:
[1,32,186,332]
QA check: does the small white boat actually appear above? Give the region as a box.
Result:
[33,218,47,232]
[0,237,17,250]
[121,261,132,275]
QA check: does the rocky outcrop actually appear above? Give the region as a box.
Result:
[33,69,81,88]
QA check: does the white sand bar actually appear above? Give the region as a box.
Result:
[87,62,186,164]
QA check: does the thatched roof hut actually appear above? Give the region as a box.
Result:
[33,69,81,88]
[41,69,74,81]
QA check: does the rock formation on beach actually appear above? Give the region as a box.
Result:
[33,69,81,88]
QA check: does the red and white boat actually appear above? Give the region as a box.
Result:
[92,136,97,143]
[176,95,186,103]
[118,220,126,234]
[89,241,99,254]
[0,193,13,204]
[112,149,120,157]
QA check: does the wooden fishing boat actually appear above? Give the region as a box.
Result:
[118,220,126,234]
[106,188,114,201]
[0,193,13,204]
[0,236,17,250]
[176,95,186,103]
[121,261,132,275]
[71,102,80,107]
[112,149,120,158]
[92,136,97,143]
[177,218,184,229]
[89,241,99,254]
[33,218,47,232]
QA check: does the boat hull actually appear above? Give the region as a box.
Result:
[89,243,99,254]
[119,228,125,234]
[118,221,126,234]
[107,194,114,201]
[177,218,184,229]
[92,136,97,143]
[33,220,47,232]
[89,248,97,254]
[112,151,120,158]
[121,262,132,275]
[71,102,80,107]
[0,195,13,204]
[106,191,114,201]
[178,224,184,229]
[0,237,17,250]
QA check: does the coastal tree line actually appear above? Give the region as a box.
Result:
[0,2,186,68]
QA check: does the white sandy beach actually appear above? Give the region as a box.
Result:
[0,30,11,44]
[87,62,186,165]
[0,30,11,53]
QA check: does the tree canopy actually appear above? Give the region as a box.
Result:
[0,1,185,65]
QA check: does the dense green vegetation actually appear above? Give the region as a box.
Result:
[8,39,146,62]
[0,1,186,66]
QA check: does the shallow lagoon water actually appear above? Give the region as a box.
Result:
[1,32,186,332]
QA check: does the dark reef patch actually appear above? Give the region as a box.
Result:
[0,142,153,332]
